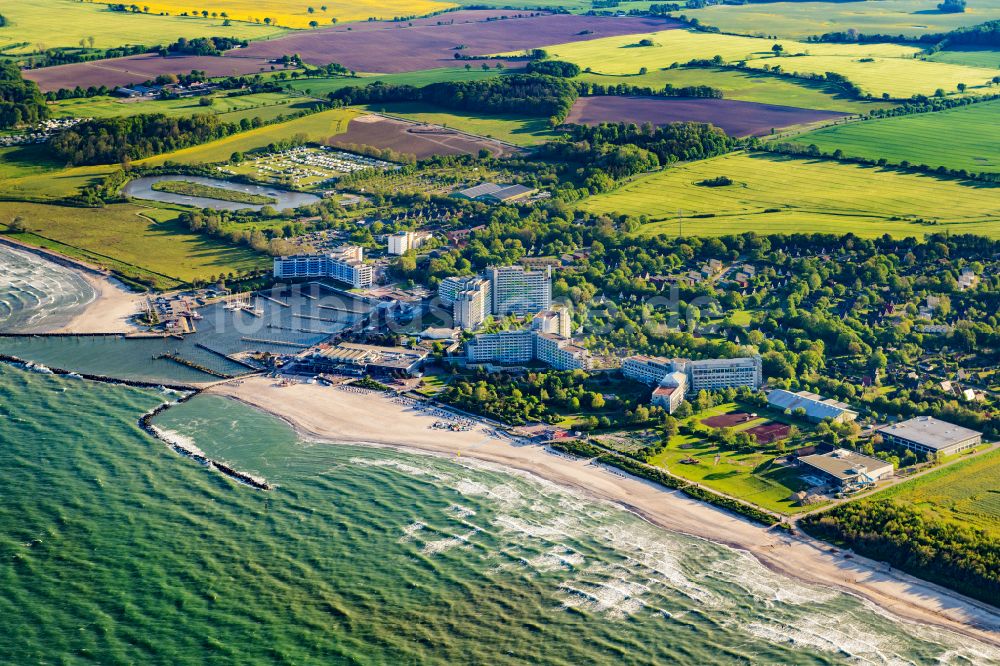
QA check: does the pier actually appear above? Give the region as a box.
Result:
[154,353,233,378]
[240,337,310,348]
[195,343,261,371]
[292,313,339,323]
[259,294,290,307]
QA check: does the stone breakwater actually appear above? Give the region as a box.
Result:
[0,352,271,490]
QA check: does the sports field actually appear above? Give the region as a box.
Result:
[789,100,1000,174]
[522,29,997,98]
[578,68,888,113]
[0,202,265,288]
[364,102,555,147]
[579,153,1000,238]
[0,0,283,54]
[139,107,359,165]
[103,0,455,29]
[876,447,1000,536]
[679,0,1000,40]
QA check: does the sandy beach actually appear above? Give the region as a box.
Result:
[210,376,1000,648]
[56,270,142,334]
[0,236,142,333]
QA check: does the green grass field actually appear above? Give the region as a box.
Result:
[363,102,556,146]
[743,54,999,99]
[789,99,1000,174]
[647,402,818,515]
[0,108,358,200]
[679,0,1000,40]
[519,28,998,98]
[287,68,508,97]
[925,48,1000,69]
[0,0,284,54]
[139,107,358,165]
[875,446,1000,536]
[578,67,891,113]
[579,152,1000,238]
[50,92,317,123]
[0,202,266,288]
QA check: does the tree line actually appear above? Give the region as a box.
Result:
[801,500,1000,607]
[328,74,580,124]
[48,113,239,165]
[0,62,49,129]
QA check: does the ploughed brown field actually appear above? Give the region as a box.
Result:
[327,113,519,159]
[701,412,756,428]
[235,12,679,73]
[24,54,289,92]
[565,96,850,136]
[24,11,679,91]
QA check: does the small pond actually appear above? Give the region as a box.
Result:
[123,175,321,211]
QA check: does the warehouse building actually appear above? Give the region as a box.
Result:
[877,417,982,457]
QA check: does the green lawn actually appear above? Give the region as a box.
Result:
[788,99,1000,174]
[647,402,819,515]
[0,0,284,54]
[287,68,509,97]
[139,107,359,165]
[679,0,1000,40]
[50,92,318,124]
[579,152,1000,238]
[579,67,891,114]
[0,201,266,288]
[361,102,557,147]
[874,446,1000,536]
[511,28,997,98]
[925,49,1000,69]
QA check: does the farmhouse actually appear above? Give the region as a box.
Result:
[767,389,858,423]
[798,449,894,491]
[877,417,982,457]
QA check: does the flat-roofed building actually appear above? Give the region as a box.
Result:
[877,417,982,456]
[768,389,858,423]
[466,329,591,370]
[798,449,894,490]
[531,307,572,338]
[387,231,431,256]
[535,332,592,371]
[437,276,469,306]
[273,246,373,288]
[487,265,552,316]
[466,329,535,365]
[453,277,491,331]
[688,356,762,391]
[622,355,675,386]
[304,342,428,377]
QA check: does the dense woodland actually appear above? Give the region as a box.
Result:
[329,74,579,123]
[801,500,1000,606]
[0,62,49,129]
[161,36,248,56]
[48,114,240,165]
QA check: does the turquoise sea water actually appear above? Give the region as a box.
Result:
[0,245,95,333]
[1,363,998,665]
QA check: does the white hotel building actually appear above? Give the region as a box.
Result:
[273,246,374,289]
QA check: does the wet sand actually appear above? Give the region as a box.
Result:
[210,376,1000,648]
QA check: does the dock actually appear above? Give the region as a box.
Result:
[259,294,290,307]
[240,337,310,348]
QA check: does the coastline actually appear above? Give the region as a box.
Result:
[208,376,1000,648]
[0,236,142,333]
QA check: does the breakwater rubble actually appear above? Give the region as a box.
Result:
[140,399,272,491]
